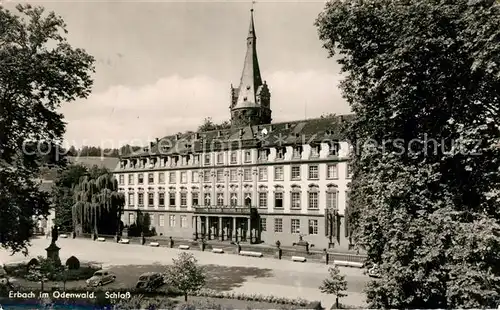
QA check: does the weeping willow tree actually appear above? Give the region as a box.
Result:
[72,172,125,237]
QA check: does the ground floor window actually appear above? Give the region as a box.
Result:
[159,215,165,227]
[274,218,283,233]
[291,219,300,234]
[180,215,187,228]
[169,215,176,227]
[260,218,267,232]
[308,219,318,235]
[128,213,135,225]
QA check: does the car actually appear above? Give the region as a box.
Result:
[86,270,116,287]
[135,272,164,291]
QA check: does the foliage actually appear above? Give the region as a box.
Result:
[5,260,98,281]
[65,256,80,270]
[128,211,155,236]
[0,4,94,254]
[165,252,206,302]
[72,167,125,235]
[52,164,89,232]
[194,288,313,307]
[70,145,143,157]
[316,0,500,308]
[112,295,177,310]
[198,117,231,132]
[319,266,347,303]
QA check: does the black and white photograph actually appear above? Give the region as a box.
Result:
[1,0,500,309]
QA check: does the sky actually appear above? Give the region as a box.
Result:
[5,0,350,147]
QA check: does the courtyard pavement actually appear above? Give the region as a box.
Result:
[0,238,369,308]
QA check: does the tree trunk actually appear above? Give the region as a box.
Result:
[336,296,339,309]
[184,293,188,302]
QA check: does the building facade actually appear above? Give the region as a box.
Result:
[114,10,354,251]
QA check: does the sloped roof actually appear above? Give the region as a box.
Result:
[122,115,353,159]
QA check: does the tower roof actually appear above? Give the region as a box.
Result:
[233,9,263,109]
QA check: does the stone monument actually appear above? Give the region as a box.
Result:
[45,226,61,265]
[293,235,310,253]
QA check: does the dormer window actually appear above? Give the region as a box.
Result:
[276,148,285,160]
[328,141,340,156]
[292,146,302,159]
[258,149,269,162]
[310,145,320,158]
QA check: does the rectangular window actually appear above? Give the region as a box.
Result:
[180,215,187,228]
[148,173,154,184]
[291,192,301,210]
[274,192,283,209]
[180,193,187,206]
[230,193,238,206]
[203,171,211,183]
[308,192,319,209]
[327,191,338,209]
[129,213,135,225]
[308,219,318,235]
[169,215,176,227]
[292,146,302,159]
[148,193,154,206]
[276,148,285,160]
[260,218,267,232]
[204,193,211,206]
[291,219,300,234]
[216,170,224,183]
[128,193,134,206]
[192,192,199,206]
[159,215,165,227]
[229,169,238,182]
[158,193,165,206]
[138,173,144,185]
[291,166,301,180]
[169,192,176,206]
[347,163,353,178]
[230,151,237,164]
[217,152,224,165]
[119,175,124,185]
[169,172,176,184]
[308,165,319,179]
[180,172,187,184]
[244,150,251,163]
[217,193,224,206]
[329,142,339,156]
[192,171,199,183]
[204,154,211,166]
[258,192,267,208]
[193,155,200,165]
[243,168,252,181]
[258,149,268,161]
[258,167,268,181]
[310,145,320,157]
[138,193,144,206]
[327,164,338,179]
[159,172,165,184]
[182,155,189,166]
[274,218,283,233]
[128,174,134,185]
[274,166,284,181]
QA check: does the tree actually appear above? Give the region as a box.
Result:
[0,4,94,254]
[164,252,206,302]
[319,266,347,309]
[197,117,231,132]
[26,256,62,291]
[316,0,500,308]
[52,164,89,232]
[72,167,125,236]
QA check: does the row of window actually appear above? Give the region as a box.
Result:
[121,144,341,169]
[261,218,319,235]
[126,189,341,210]
[118,163,352,185]
[128,213,188,228]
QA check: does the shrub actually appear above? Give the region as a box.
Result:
[65,256,80,270]
[27,258,39,268]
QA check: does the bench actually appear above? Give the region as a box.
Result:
[119,239,130,244]
[212,248,224,254]
[239,251,263,257]
[334,260,364,268]
[149,242,160,247]
[60,234,68,238]
[292,256,307,262]
[178,245,190,250]
[96,237,105,242]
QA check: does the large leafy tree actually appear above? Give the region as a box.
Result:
[0,4,94,253]
[164,252,206,302]
[316,0,500,308]
[73,167,125,236]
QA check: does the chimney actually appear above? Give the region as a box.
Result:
[150,141,154,148]
[156,138,159,144]
[194,132,200,140]
[339,115,344,123]
[176,134,180,140]
[269,125,274,132]
[285,123,291,130]
[218,130,222,137]
[239,129,244,136]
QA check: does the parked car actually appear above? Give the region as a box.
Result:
[135,272,164,291]
[368,265,381,278]
[86,270,116,287]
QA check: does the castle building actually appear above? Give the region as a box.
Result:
[113,9,354,251]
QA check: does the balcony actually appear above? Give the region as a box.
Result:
[194,205,257,215]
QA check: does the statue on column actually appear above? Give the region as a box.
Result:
[51,226,59,244]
